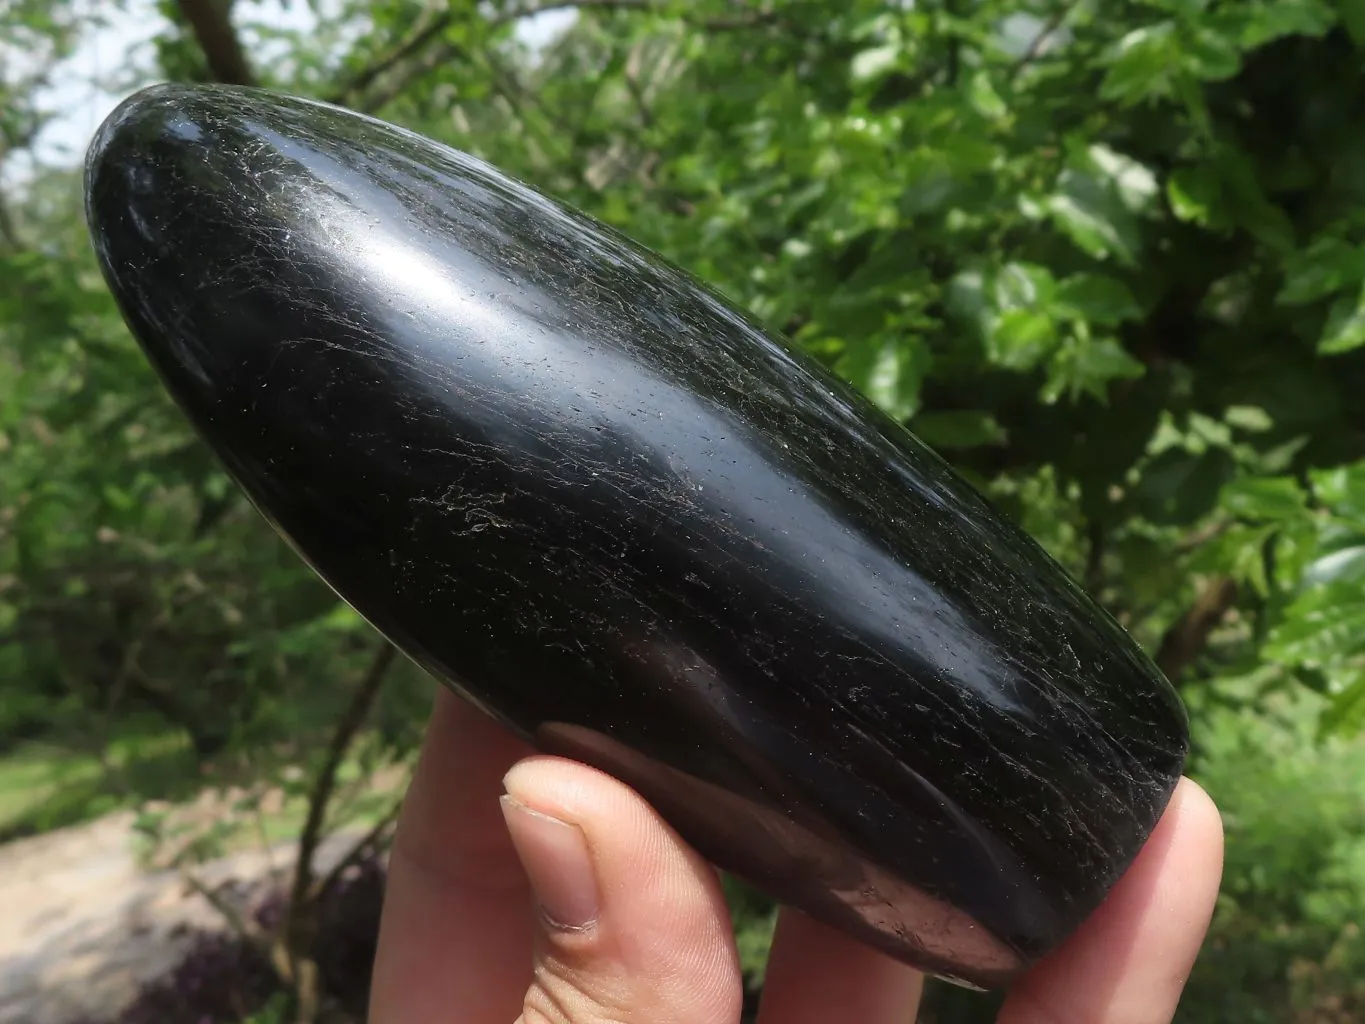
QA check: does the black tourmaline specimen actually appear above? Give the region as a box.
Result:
[85,83,1188,989]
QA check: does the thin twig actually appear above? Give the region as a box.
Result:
[1012,1,1079,78]
[1084,519,1105,596]
[250,784,280,882]
[0,196,21,251]
[623,39,656,129]
[330,0,651,105]
[333,0,784,108]
[1176,517,1230,551]
[277,639,396,1023]
[183,872,269,949]
[357,40,466,113]
[943,0,960,85]
[312,796,404,901]
[329,1,452,103]
[284,641,396,932]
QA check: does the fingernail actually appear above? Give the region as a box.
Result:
[500,794,600,930]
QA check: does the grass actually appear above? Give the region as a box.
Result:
[138,763,407,868]
[0,722,408,860]
[0,725,201,841]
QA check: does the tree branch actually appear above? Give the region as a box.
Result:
[327,3,453,104]
[1084,519,1105,596]
[943,0,960,86]
[312,795,403,902]
[623,39,657,129]
[1012,1,1079,78]
[279,640,397,1009]
[498,0,783,33]
[1154,576,1238,683]
[497,0,654,21]
[329,1,650,106]
[183,871,270,951]
[0,196,21,252]
[176,0,256,86]
[1176,517,1230,552]
[355,40,466,114]
[285,640,395,918]
[331,0,783,109]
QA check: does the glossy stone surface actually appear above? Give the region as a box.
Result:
[85,83,1188,989]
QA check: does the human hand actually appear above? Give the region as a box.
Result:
[370,689,1223,1024]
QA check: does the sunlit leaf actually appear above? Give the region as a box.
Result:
[1220,476,1311,522]
[1055,274,1143,325]
[1277,236,1365,306]
[1102,22,1180,104]
[1319,286,1365,355]
[1266,594,1365,665]
[989,309,1058,370]
[911,410,1007,449]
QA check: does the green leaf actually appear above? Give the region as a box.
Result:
[867,340,929,420]
[1219,476,1311,522]
[850,44,899,84]
[1277,236,1365,305]
[838,337,930,421]
[1190,521,1277,594]
[1343,0,1365,45]
[1311,463,1365,521]
[1319,286,1365,355]
[1214,147,1296,252]
[1045,165,1142,264]
[1042,336,1146,403]
[993,261,1055,310]
[1226,405,1275,432]
[1234,0,1337,48]
[1183,24,1242,80]
[1102,22,1180,104]
[1167,165,1222,226]
[967,70,1007,121]
[945,268,988,323]
[911,410,1007,449]
[989,309,1058,370]
[899,149,956,215]
[1304,545,1365,587]
[1087,145,1160,213]
[1321,669,1365,736]
[1045,194,1127,263]
[1135,448,1237,524]
[319,601,365,631]
[1266,595,1365,665]
[1055,274,1143,325]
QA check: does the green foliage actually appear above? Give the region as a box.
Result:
[0,723,198,840]
[1181,681,1365,1022]
[240,994,291,1024]
[722,875,778,996]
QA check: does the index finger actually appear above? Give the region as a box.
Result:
[998,777,1224,1024]
[369,688,538,1024]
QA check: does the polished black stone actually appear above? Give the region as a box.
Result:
[85,83,1188,989]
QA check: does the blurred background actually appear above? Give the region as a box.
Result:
[3,1,1365,1021]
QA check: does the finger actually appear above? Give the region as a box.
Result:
[370,688,538,1024]
[756,907,924,1024]
[502,755,743,1024]
[998,777,1224,1024]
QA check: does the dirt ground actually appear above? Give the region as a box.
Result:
[0,812,360,1024]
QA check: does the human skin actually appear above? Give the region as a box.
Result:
[369,689,1224,1024]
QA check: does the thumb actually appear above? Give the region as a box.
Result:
[500,756,743,1024]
